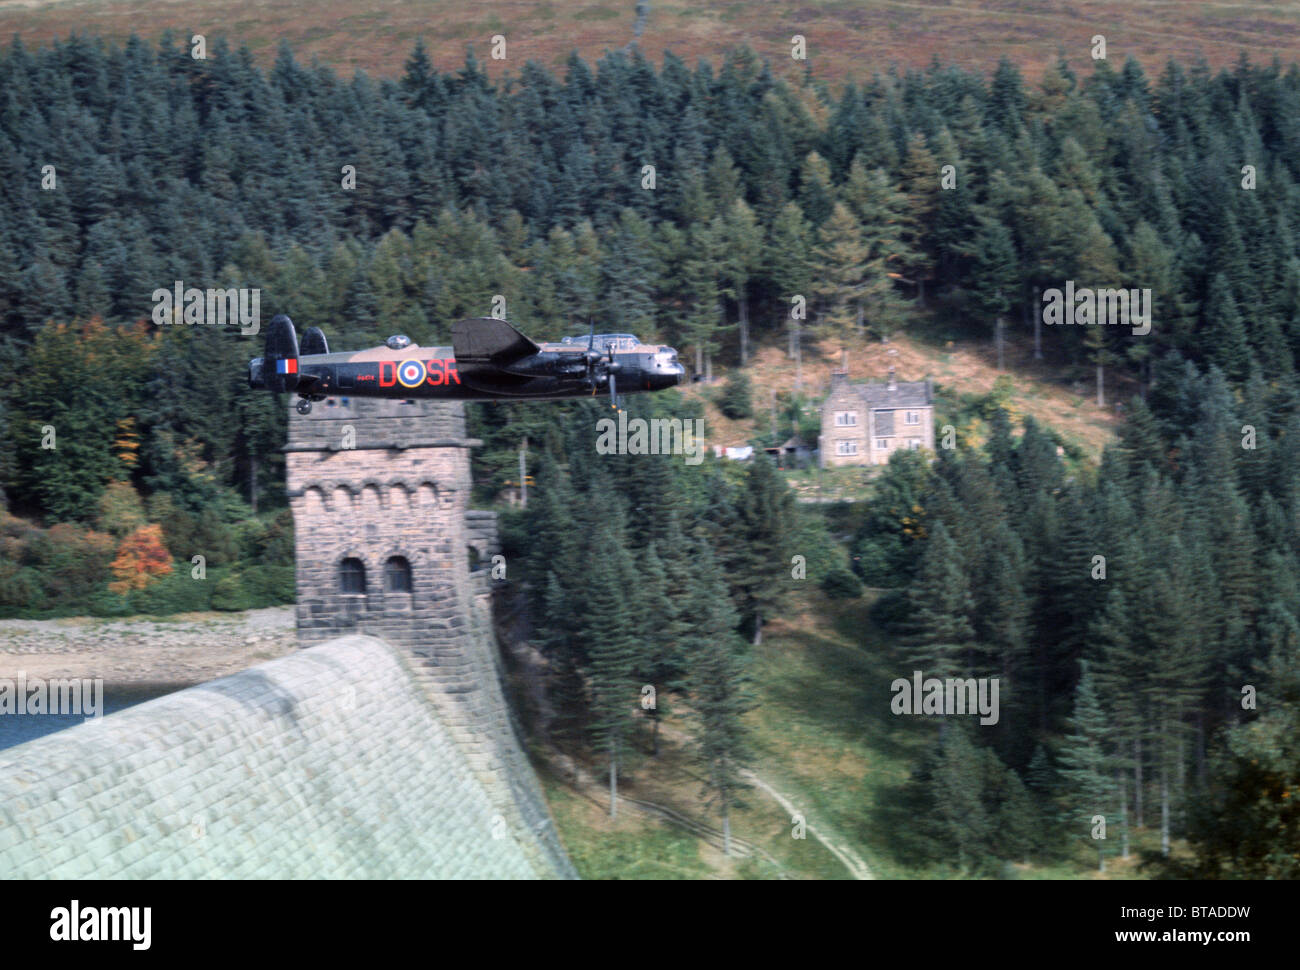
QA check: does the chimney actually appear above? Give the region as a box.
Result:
[887,366,896,392]
[831,349,849,388]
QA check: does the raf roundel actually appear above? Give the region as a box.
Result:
[396,359,427,388]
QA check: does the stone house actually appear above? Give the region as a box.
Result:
[819,366,935,467]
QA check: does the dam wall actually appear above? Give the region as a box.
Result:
[0,635,559,878]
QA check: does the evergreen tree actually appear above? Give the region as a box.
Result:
[1205,273,1252,381]
[903,521,976,680]
[579,481,639,818]
[730,453,795,645]
[688,544,753,856]
[810,202,875,340]
[1057,661,1118,871]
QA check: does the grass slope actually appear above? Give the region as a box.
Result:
[545,589,1171,879]
[687,328,1123,462]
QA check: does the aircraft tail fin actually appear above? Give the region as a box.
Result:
[299,326,329,356]
[452,317,540,364]
[264,314,300,392]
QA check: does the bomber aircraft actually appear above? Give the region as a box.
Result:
[248,314,685,413]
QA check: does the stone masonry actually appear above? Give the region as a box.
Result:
[285,396,575,878]
[0,636,556,877]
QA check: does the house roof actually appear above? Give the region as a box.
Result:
[857,380,932,408]
[826,374,933,410]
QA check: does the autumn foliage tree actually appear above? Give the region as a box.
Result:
[108,523,173,594]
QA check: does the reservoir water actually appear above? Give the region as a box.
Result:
[0,684,185,751]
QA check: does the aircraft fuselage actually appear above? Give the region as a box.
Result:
[265,343,680,400]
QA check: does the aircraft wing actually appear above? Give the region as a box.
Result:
[451,317,541,366]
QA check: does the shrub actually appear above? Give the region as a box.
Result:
[243,564,296,605]
[147,492,197,560]
[0,565,45,615]
[790,506,848,586]
[211,573,254,611]
[86,587,133,617]
[868,588,911,633]
[719,370,753,419]
[211,565,296,611]
[131,564,213,615]
[192,506,239,567]
[261,509,295,565]
[96,480,147,538]
[234,518,269,562]
[31,522,117,607]
[853,538,897,586]
[821,566,863,599]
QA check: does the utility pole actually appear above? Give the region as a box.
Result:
[795,319,803,391]
[1032,285,1042,361]
[519,437,528,509]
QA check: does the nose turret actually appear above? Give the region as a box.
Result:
[650,347,685,388]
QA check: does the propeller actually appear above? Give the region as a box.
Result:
[581,320,622,410]
[606,342,620,410]
[584,319,602,387]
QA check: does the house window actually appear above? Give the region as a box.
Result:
[834,411,857,427]
[907,438,922,450]
[876,438,890,450]
[339,558,366,594]
[836,440,858,456]
[905,411,920,425]
[385,556,412,593]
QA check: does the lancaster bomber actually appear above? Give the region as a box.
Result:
[248,314,685,413]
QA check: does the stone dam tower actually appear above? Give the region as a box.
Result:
[285,396,575,878]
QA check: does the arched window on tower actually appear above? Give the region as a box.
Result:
[385,556,412,593]
[340,558,366,595]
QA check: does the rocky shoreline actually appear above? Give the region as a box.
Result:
[0,607,297,687]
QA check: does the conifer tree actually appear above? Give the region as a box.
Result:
[767,201,813,364]
[929,724,992,873]
[689,544,753,856]
[810,202,876,340]
[730,453,795,645]
[1057,661,1117,871]
[797,150,835,227]
[718,198,763,365]
[903,521,976,680]
[634,542,684,756]
[580,494,639,818]
[1205,273,1252,382]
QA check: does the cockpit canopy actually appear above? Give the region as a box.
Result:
[561,333,641,351]
[386,334,415,350]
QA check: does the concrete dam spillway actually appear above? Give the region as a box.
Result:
[0,399,576,879]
